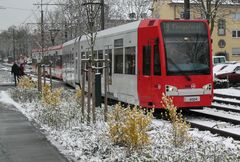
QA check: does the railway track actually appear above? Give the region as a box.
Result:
[186,93,240,140]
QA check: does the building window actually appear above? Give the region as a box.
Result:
[218,40,226,48]
[232,48,240,55]
[125,47,136,75]
[232,12,240,20]
[218,19,226,36]
[232,30,240,38]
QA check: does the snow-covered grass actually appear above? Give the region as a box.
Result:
[2,88,240,162]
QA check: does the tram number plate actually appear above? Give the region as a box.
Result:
[184,96,200,102]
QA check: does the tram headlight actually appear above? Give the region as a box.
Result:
[165,85,178,92]
[203,83,212,91]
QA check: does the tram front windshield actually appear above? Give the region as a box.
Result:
[161,21,210,76]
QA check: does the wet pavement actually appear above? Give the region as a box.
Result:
[0,65,69,162]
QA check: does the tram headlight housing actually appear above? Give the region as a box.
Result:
[203,83,212,91]
[165,85,178,92]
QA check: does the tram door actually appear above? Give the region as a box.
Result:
[138,39,162,108]
[138,44,154,107]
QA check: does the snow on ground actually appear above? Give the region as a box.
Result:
[214,96,240,104]
[214,88,240,97]
[1,89,240,161]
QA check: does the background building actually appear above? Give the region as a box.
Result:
[151,0,240,61]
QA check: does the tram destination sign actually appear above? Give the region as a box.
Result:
[161,22,207,35]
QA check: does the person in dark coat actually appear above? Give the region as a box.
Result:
[11,62,20,86]
[19,63,25,77]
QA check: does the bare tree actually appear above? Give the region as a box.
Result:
[191,0,240,34]
[106,0,152,20]
[0,25,32,61]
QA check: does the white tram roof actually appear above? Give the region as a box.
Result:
[81,20,141,42]
[63,20,141,47]
[63,36,80,47]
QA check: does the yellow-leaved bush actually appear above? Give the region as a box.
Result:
[18,76,36,90]
[162,93,191,147]
[75,86,82,104]
[42,84,63,108]
[108,103,153,150]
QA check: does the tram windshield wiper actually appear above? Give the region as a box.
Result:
[167,58,191,81]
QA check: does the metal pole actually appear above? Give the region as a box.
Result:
[87,64,92,125]
[38,63,42,92]
[101,0,104,30]
[92,69,96,123]
[43,65,46,85]
[104,53,108,122]
[50,64,52,90]
[12,29,16,61]
[81,63,85,121]
[184,0,190,19]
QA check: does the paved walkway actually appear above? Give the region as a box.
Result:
[0,87,69,162]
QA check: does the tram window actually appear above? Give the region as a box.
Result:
[154,45,161,75]
[143,46,151,75]
[98,50,103,74]
[114,39,123,48]
[105,49,112,76]
[125,47,136,75]
[56,56,62,66]
[81,52,85,59]
[93,51,97,59]
[114,48,123,74]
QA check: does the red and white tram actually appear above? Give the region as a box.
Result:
[32,45,63,80]
[62,19,213,109]
[32,48,42,74]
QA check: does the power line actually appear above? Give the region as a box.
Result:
[0,5,32,11]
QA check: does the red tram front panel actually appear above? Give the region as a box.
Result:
[137,19,213,109]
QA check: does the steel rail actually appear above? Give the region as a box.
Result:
[188,121,240,141]
[213,98,240,107]
[188,109,240,125]
[210,104,240,113]
[214,93,240,100]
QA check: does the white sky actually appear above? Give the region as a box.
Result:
[0,0,56,31]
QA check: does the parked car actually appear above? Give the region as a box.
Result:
[213,64,229,88]
[213,56,226,65]
[215,63,240,86]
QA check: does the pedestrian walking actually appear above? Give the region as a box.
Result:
[11,62,20,86]
[19,63,25,77]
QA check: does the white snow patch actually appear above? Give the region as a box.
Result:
[214,88,240,97]
[0,91,21,109]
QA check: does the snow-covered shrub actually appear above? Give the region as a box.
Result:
[39,84,65,128]
[75,86,82,104]
[17,75,36,90]
[38,88,84,129]
[108,103,153,150]
[9,76,39,103]
[42,84,63,107]
[162,93,191,147]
